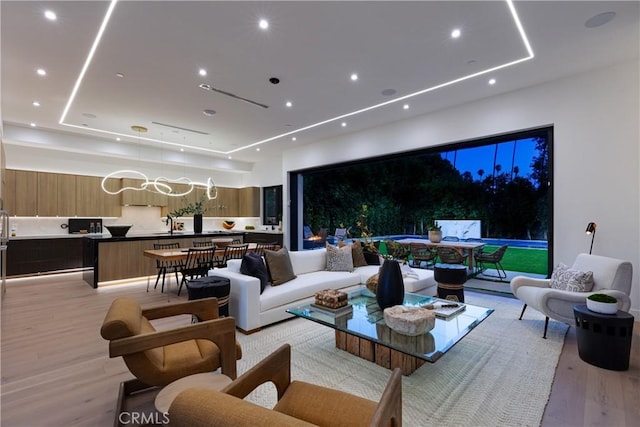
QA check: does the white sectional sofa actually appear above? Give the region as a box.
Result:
[210,248,436,333]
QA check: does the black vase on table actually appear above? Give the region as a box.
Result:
[376,259,405,310]
[193,214,203,233]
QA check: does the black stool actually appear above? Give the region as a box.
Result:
[434,263,467,302]
[574,304,634,371]
[186,276,231,318]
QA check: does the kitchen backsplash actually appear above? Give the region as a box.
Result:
[8,206,265,236]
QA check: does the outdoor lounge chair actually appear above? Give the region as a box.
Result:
[410,243,438,269]
[436,247,465,264]
[474,245,508,279]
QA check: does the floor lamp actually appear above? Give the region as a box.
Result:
[585,222,597,254]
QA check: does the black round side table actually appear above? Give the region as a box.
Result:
[434,263,467,302]
[186,276,231,318]
[573,304,634,371]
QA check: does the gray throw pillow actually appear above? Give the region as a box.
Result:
[549,263,594,292]
[326,243,354,272]
[264,247,297,286]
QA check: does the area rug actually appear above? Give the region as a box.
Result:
[236,292,568,427]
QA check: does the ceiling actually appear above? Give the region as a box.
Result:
[2,1,639,167]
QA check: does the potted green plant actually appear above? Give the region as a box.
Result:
[168,195,208,233]
[428,220,442,243]
[586,293,618,314]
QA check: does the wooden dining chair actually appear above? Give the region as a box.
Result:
[177,247,216,296]
[193,240,213,247]
[150,242,182,293]
[214,244,249,268]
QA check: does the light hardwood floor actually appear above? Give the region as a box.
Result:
[1,272,638,426]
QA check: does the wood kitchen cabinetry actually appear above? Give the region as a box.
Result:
[120,178,168,207]
[7,170,38,216]
[76,176,121,217]
[37,172,77,217]
[238,187,260,217]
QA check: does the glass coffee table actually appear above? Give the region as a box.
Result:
[287,289,493,375]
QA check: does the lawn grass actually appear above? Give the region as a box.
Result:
[481,245,548,275]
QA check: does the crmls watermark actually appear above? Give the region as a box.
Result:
[118,411,169,425]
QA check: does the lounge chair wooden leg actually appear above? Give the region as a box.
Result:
[519,304,527,320]
[542,317,549,339]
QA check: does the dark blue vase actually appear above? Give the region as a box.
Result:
[376,259,405,309]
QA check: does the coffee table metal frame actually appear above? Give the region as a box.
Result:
[287,288,493,375]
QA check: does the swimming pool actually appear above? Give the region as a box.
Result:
[361,235,548,249]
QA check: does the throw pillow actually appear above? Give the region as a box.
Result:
[240,252,270,293]
[264,247,297,286]
[338,240,368,267]
[549,263,594,292]
[326,243,354,272]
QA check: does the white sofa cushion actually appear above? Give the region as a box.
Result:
[289,248,328,275]
[354,264,435,293]
[260,270,361,311]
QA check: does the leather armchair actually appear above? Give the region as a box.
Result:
[510,253,632,338]
[169,344,402,427]
[101,297,242,386]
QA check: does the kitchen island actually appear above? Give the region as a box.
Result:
[82,231,247,288]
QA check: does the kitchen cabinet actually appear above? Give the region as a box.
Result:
[13,170,38,216]
[57,173,77,216]
[120,178,168,207]
[7,237,84,276]
[4,169,16,215]
[209,187,239,217]
[76,176,121,217]
[238,187,260,217]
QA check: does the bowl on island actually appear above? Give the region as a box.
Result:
[105,225,132,237]
[222,220,236,230]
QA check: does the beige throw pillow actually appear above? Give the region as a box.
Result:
[326,243,354,272]
[338,240,368,267]
[264,247,297,286]
[549,263,594,292]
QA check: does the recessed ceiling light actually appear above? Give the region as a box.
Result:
[259,19,269,30]
[116,72,124,78]
[36,68,47,76]
[32,101,40,107]
[44,10,57,21]
[585,11,616,28]
[285,101,293,108]
[228,156,232,159]
[199,68,207,76]
[350,73,358,82]
[180,148,184,152]
[488,78,496,85]
[341,122,347,127]
[451,28,461,39]
[292,137,297,141]
[30,123,36,127]
[203,109,216,116]
[256,148,261,151]
[403,104,410,110]
[116,137,121,141]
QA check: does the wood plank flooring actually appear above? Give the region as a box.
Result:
[1,272,638,426]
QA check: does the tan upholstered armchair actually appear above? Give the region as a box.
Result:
[169,344,402,427]
[100,296,242,419]
[511,253,632,338]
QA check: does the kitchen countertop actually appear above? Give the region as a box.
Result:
[10,228,283,240]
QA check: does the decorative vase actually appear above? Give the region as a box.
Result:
[193,214,203,233]
[428,230,442,243]
[376,259,405,310]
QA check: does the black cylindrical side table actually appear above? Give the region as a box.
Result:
[573,304,634,371]
[434,263,467,302]
[187,276,231,318]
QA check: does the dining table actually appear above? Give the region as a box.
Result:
[143,242,259,262]
[395,238,486,271]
